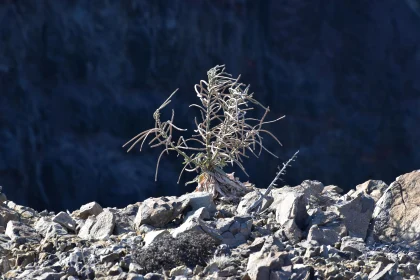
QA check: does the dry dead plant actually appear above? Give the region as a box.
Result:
[123,65,286,199]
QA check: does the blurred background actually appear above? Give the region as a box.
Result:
[0,0,419,212]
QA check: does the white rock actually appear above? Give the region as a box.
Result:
[144,229,171,247]
[79,202,103,219]
[53,211,76,231]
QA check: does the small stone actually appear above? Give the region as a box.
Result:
[5,221,41,243]
[0,207,19,228]
[129,262,144,274]
[179,192,216,213]
[325,264,340,277]
[138,224,155,235]
[323,185,344,194]
[108,264,122,276]
[52,211,76,231]
[127,273,145,280]
[80,265,95,279]
[170,265,192,277]
[78,202,103,219]
[37,272,65,280]
[15,251,36,267]
[0,257,11,274]
[100,252,120,263]
[78,216,95,239]
[193,265,204,276]
[337,194,374,239]
[340,236,366,257]
[134,196,189,228]
[144,273,165,280]
[144,230,171,247]
[82,209,115,240]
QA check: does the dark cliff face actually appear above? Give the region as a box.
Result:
[0,0,419,212]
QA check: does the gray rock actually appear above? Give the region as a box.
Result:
[5,220,41,243]
[183,207,210,221]
[322,185,344,194]
[370,170,420,248]
[179,192,216,213]
[171,211,222,243]
[170,265,192,277]
[310,208,341,226]
[134,196,189,228]
[236,188,273,215]
[100,252,120,263]
[307,223,347,246]
[144,229,171,247]
[78,216,96,240]
[337,193,374,239]
[138,224,155,235]
[6,203,37,219]
[340,236,366,256]
[282,219,303,244]
[53,211,76,231]
[127,273,145,280]
[270,180,322,231]
[42,222,68,240]
[35,272,65,280]
[262,235,285,252]
[129,262,144,274]
[88,209,116,240]
[292,264,314,279]
[0,256,11,274]
[108,208,135,235]
[16,251,36,267]
[78,202,103,219]
[144,273,165,280]
[0,207,19,228]
[34,217,54,234]
[369,262,398,280]
[270,270,293,280]
[246,248,290,280]
[351,180,388,203]
[215,218,235,233]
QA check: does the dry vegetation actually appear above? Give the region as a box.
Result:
[123,65,290,199]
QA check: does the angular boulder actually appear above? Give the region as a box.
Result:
[336,193,374,239]
[171,210,222,243]
[340,236,366,257]
[214,215,253,246]
[369,170,420,248]
[53,211,76,231]
[307,223,347,246]
[245,243,291,280]
[271,180,323,228]
[351,180,388,203]
[179,192,216,213]
[34,217,68,239]
[134,196,189,228]
[236,188,273,215]
[78,209,115,240]
[0,207,19,228]
[77,202,103,219]
[5,221,41,243]
[144,229,171,247]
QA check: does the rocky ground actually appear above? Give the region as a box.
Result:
[1,170,420,280]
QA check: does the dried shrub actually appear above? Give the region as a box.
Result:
[132,231,218,273]
[124,65,285,199]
